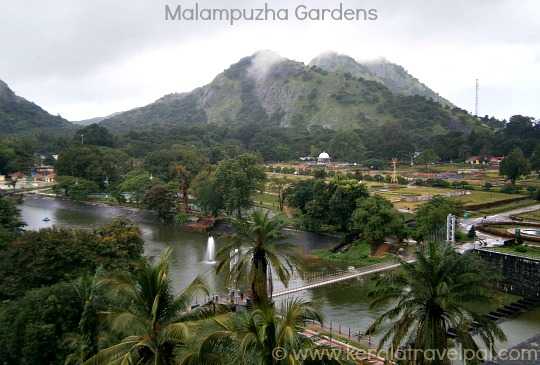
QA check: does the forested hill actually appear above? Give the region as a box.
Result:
[100,50,487,135]
[309,52,453,107]
[0,79,73,135]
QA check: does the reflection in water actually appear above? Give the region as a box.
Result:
[20,197,221,294]
[276,278,388,339]
[18,196,540,346]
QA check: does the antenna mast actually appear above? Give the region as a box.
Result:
[391,158,398,184]
[475,78,479,117]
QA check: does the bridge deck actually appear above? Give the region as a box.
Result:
[272,259,414,298]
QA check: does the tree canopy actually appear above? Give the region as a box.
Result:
[500,147,531,184]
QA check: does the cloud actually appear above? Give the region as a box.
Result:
[247,50,285,80]
[0,0,538,120]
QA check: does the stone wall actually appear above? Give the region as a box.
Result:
[475,249,540,297]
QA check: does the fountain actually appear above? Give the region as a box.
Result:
[205,236,216,264]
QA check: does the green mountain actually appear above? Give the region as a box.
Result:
[309,52,453,106]
[100,51,484,135]
[0,79,72,135]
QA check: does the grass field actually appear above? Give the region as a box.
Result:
[312,241,395,267]
[264,170,533,213]
[253,192,279,210]
[473,199,538,216]
[490,245,540,260]
[516,209,540,222]
[370,184,524,211]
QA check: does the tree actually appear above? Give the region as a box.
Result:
[286,179,368,232]
[0,195,25,243]
[144,145,208,183]
[0,144,16,174]
[313,168,327,179]
[56,146,130,188]
[174,164,192,212]
[468,225,476,239]
[117,170,155,205]
[74,124,115,147]
[500,148,531,184]
[268,176,290,212]
[416,149,440,173]
[414,196,463,241]
[142,184,177,221]
[191,167,224,217]
[367,241,506,364]
[189,299,324,365]
[214,154,266,217]
[54,176,100,201]
[329,130,366,162]
[0,282,83,365]
[0,219,144,300]
[216,211,296,306]
[530,144,540,173]
[85,248,213,365]
[351,196,405,248]
[65,270,107,364]
[328,179,369,231]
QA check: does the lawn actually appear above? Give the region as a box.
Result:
[253,192,280,210]
[473,199,538,216]
[516,209,540,222]
[454,190,525,205]
[312,241,395,268]
[369,183,524,212]
[490,245,540,260]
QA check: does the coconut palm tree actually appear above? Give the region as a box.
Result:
[216,210,297,306]
[84,248,218,365]
[367,241,506,364]
[181,299,327,365]
[64,269,108,365]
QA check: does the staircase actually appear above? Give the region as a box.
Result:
[448,297,540,337]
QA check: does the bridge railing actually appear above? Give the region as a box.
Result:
[301,318,375,349]
[272,261,401,296]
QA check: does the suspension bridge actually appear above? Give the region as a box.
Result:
[272,258,415,298]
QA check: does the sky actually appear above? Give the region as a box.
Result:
[0,0,538,121]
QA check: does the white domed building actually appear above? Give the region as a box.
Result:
[317,152,331,165]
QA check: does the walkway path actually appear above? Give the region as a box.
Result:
[458,203,540,253]
[302,326,388,365]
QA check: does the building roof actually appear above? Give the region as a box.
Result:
[318,152,330,159]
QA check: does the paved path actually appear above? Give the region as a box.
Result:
[457,204,540,253]
[302,327,388,365]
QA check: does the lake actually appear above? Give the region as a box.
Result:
[18,195,540,352]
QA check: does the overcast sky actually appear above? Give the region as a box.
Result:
[0,0,538,121]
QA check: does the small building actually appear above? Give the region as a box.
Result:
[8,172,25,180]
[317,152,331,165]
[465,155,504,167]
[33,165,56,183]
[465,156,485,165]
[488,156,504,168]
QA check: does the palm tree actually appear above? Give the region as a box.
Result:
[84,248,217,365]
[65,269,107,365]
[216,210,297,306]
[175,164,191,213]
[367,241,506,364]
[269,177,291,212]
[182,299,325,365]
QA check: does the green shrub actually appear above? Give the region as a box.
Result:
[514,245,527,253]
